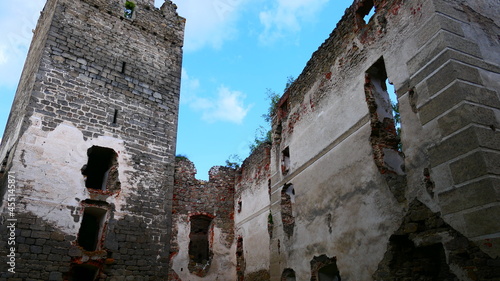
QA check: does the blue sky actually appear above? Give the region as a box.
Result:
[0,0,353,180]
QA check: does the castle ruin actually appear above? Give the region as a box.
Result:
[1,0,499,280]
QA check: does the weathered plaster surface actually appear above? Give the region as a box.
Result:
[170,215,237,280]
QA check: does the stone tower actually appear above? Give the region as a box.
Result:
[0,0,184,279]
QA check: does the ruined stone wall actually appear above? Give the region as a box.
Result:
[234,144,272,280]
[236,0,500,280]
[169,158,237,280]
[0,0,184,279]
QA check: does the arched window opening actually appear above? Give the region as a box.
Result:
[281,268,296,281]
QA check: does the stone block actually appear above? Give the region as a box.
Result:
[48,272,62,281]
[473,236,500,259]
[464,205,500,237]
[419,80,500,125]
[438,177,500,215]
[449,150,500,184]
[31,231,51,239]
[431,0,469,22]
[415,13,465,50]
[425,61,483,99]
[429,126,479,167]
[430,126,500,167]
[408,31,482,77]
[437,102,499,137]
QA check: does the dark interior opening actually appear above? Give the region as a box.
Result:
[310,255,341,281]
[281,268,296,281]
[82,146,118,190]
[70,264,99,281]
[281,184,295,237]
[189,215,213,264]
[387,235,457,279]
[78,207,107,251]
[357,0,375,24]
[282,147,290,175]
[318,264,341,281]
[112,109,118,124]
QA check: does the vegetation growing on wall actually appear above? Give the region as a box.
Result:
[249,76,295,153]
[124,1,136,18]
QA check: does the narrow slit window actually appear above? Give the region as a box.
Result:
[77,207,107,251]
[112,109,118,124]
[120,61,126,73]
[82,146,120,191]
[268,179,272,198]
[237,200,242,213]
[281,147,290,175]
[281,183,295,237]
[124,1,136,19]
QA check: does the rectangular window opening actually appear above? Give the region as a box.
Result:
[281,147,290,175]
[112,109,118,124]
[124,1,136,19]
[77,207,107,251]
[120,61,126,73]
[82,146,120,191]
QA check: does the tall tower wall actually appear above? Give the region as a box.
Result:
[0,0,184,279]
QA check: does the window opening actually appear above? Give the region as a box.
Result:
[236,237,245,281]
[310,255,341,281]
[380,235,458,279]
[386,81,401,151]
[189,215,213,264]
[318,264,341,281]
[112,109,118,124]
[77,207,107,251]
[120,61,126,73]
[237,200,242,213]
[357,0,375,24]
[268,179,272,198]
[281,147,290,175]
[281,183,295,238]
[82,146,120,191]
[124,1,136,18]
[281,268,296,281]
[69,264,99,281]
[365,57,404,174]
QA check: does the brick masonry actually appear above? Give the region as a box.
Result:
[0,0,499,280]
[168,158,236,280]
[0,0,184,280]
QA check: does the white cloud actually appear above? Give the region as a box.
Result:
[258,0,329,45]
[168,0,247,51]
[200,86,251,124]
[180,68,201,104]
[181,69,251,124]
